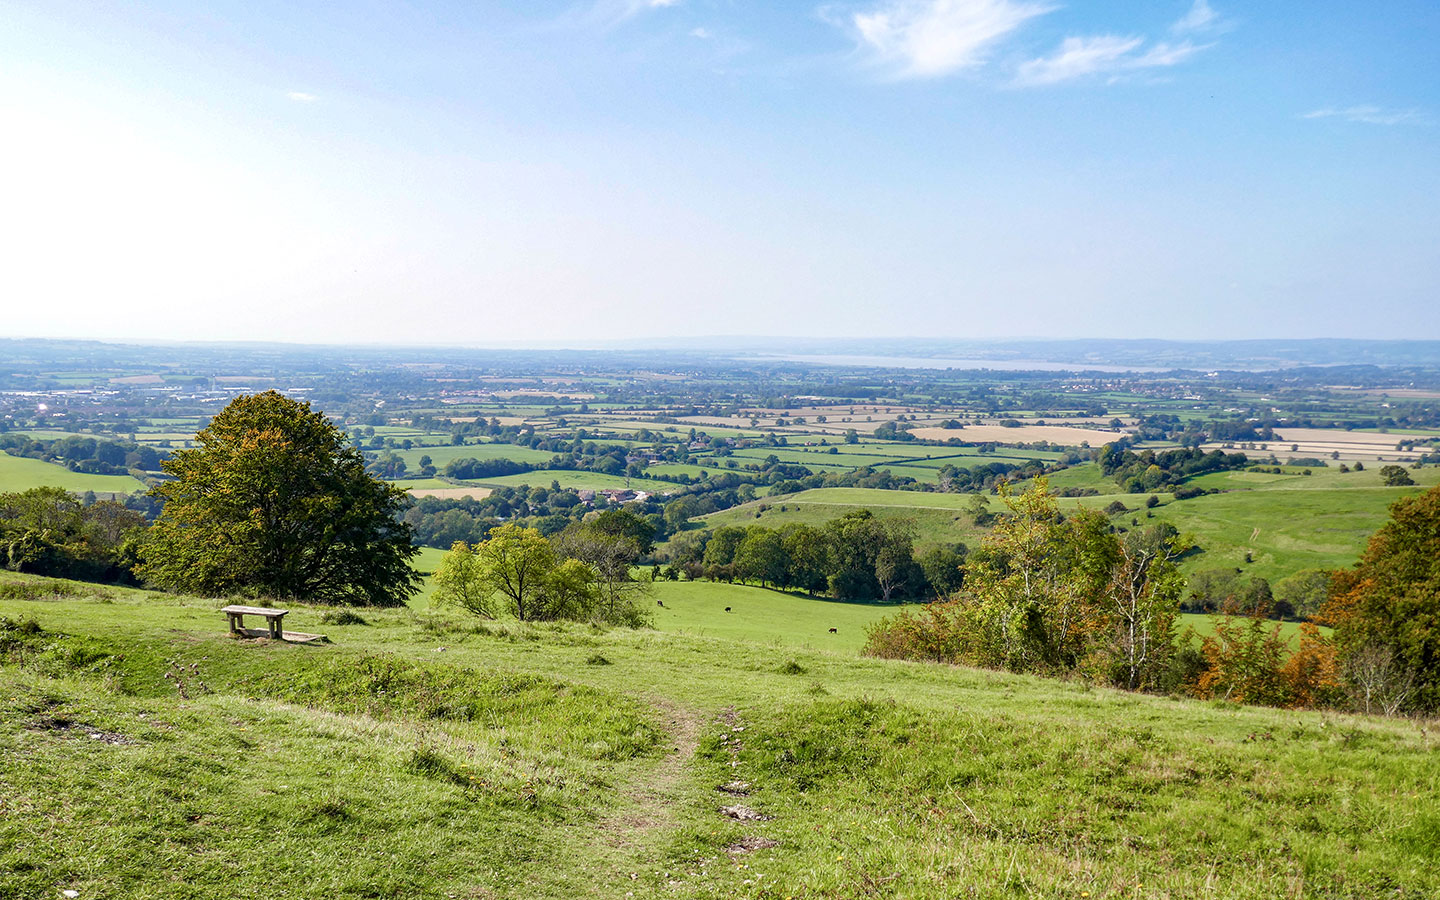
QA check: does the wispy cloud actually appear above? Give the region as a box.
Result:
[1015,35,1141,85]
[1014,3,1220,86]
[1172,0,1222,35]
[286,91,317,102]
[1015,35,1205,85]
[572,0,680,27]
[689,27,712,39]
[841,0,1056,80]
[1303,106,1430,126]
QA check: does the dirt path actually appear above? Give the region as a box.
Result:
[599,695,706,852]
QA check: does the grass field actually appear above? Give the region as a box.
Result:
[696,488,992,550]
[394,442,558,469]
[476,471,659,491]
[2,569,1436,899]
[648,580,907,652]
[698,465,1440,583]
[0,452,145,495]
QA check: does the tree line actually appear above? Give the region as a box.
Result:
[866,477,1440,715]
[0,433,166,477]
[657,512,966,603]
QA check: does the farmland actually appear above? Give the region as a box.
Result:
[4,339,1440,897]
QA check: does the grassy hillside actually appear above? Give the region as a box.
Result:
[696,488,990,549]
[699,465,1440,582]
[649,580,906,652]
[0,452,145,495]
[2,573,1435,899]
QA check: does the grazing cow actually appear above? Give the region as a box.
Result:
[656,600,664,607]
[724,607,732,612]
[828,627,837,634]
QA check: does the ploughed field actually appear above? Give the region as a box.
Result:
[2,571,1437,899]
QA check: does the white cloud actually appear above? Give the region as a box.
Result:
[845,0,1056,79]
[1015,35,1142,85]
[1132,40,1204,67]
[287,91,317,102]
[1016,33,1208,85]
[1303,106,1430,126]
[575,0,680,26]
[1172,0,1219,34]
[618,0,680,16]
[690,27,712,39]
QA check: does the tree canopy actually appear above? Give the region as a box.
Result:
[1328,483,1440,712]
[136,391,420,606]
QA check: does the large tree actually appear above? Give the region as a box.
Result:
[1328,483,1440,712]
[136,391,420,606]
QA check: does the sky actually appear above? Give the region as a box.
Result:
[1,0,1437,345]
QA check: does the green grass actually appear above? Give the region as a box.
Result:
[477,471,657,491]
[0,453,145,495]
[700,467,1440,584]
[2,572,1437,899]
[1143,465,1440,582]
[394,442,558,469]
[642,463,712,480]
[696,489,991,549]
[390,476,457,490]
[649,580,907,652]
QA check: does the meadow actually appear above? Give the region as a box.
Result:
[697,463,1440,583]
[0,452,145,496]
[2,569,1435,899]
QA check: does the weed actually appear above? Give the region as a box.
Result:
[319,609,369,626]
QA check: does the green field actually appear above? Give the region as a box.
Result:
[697,465,1440,583]
[0,453,145,495]
[394,442,558,469]
[642,463,712,480]
[2,568,1436,899]
[475,470,655,492]
[648,580,907,652]
[697,488,991,549]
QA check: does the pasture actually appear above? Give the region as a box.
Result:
[0,453,145,496]
[648,580,904,652]
[695,464,1440,583]
[475,470,654,492]
[695,488,991,549]
[2,569,1436,899]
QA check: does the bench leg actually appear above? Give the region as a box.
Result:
[270,619,282,640]
[228,614,241,634]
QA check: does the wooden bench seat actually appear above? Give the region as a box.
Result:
[221,604,288,640]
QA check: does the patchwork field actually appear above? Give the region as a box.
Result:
[1204,426,1440,462]
[908,423,1129,445]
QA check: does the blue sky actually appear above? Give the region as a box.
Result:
[1,1,1436,344]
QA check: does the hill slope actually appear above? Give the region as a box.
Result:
[2,573,1436,898]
